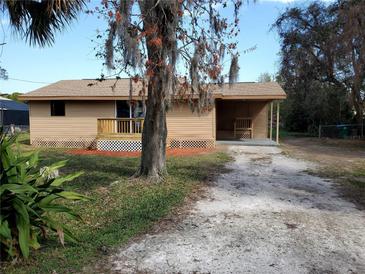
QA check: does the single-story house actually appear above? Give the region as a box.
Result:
[19,79,286,151]
[0,96,29,128]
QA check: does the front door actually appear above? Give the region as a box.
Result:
[116,100,130,118]
[116,100,145,118]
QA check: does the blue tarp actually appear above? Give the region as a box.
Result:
[0,98,29,125]
[0,98,28,111]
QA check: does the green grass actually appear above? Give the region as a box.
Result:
[1,148,231,273]
[308,161,365,208]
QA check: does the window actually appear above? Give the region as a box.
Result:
[50,101,65,116]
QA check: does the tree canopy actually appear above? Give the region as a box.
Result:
[91,0,244,178]
[92,0,242,111]
[257,72,273,83]
[274,0,365,134]
[1,0,85,46]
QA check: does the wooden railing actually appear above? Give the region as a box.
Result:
[97,118,144,136]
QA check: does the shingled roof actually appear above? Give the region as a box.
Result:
[19,79,286,100]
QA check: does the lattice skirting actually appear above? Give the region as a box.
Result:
[95,138,215,151]
[97,139,142,152]
[31,137,97,149]
[169,138,215,149]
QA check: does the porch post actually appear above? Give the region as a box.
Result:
[114,100,117,134]
[270,102,273,140]
[276,101,280,144]
[129,103,133,133]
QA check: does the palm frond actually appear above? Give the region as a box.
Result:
[1,0,85,46]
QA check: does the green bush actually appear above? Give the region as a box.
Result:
[0,128,89,259]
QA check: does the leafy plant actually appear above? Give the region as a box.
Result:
[0,128,88,259]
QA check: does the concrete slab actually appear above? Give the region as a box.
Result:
[216,139,278,146]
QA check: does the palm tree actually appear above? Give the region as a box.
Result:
[1,0,85,46]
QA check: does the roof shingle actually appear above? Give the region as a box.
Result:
[19,79,286,100]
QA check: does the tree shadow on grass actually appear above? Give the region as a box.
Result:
[37,151,230,192]
[39,152,139,192]
[167,153,231,183]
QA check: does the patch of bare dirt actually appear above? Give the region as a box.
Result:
[282,137,365,209]
[281,137,365,164]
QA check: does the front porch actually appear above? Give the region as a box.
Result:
[96,117,215,151]
[215,99,281,144]
[97,118,144,138]
[96,118,144,151]
[95,99,282,151]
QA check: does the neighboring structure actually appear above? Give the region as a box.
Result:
[0,96,29,129]
[19,79,286,151]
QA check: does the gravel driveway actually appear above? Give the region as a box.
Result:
[110,146,365,274]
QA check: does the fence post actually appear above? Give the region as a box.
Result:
[318,125,321,139]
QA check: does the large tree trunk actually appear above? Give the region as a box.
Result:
[135,0,177,179]
[137,76,168,179]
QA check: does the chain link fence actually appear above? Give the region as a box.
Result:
[319,123,364,139]
[2,124,29,135]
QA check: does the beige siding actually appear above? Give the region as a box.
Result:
[29,101,215,143]
[29,99,267,144]
[251,102,268,139]
[166,104,215,139]
[29,101,115,141]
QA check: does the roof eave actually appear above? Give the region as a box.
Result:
[19,94,287,101]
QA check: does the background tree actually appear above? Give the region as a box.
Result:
[257,72,273,83]
[93,0,243,179]
[274,0,364,134]
[0,92,23,101]
[0,66,7,80]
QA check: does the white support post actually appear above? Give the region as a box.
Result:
[276,101,280,144]
[114,100,117,134]
[129,103,133,133]
[270,102,273,140]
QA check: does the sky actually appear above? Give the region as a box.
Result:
[0,0,333,94]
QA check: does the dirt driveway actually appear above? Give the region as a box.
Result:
[110,145,365,273]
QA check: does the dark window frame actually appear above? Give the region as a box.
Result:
[50,100,65,116]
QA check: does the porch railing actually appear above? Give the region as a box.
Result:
[97,118,144,136]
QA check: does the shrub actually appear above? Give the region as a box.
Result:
[0,128,89,259]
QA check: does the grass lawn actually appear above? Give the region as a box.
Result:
[1,145,230,273]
